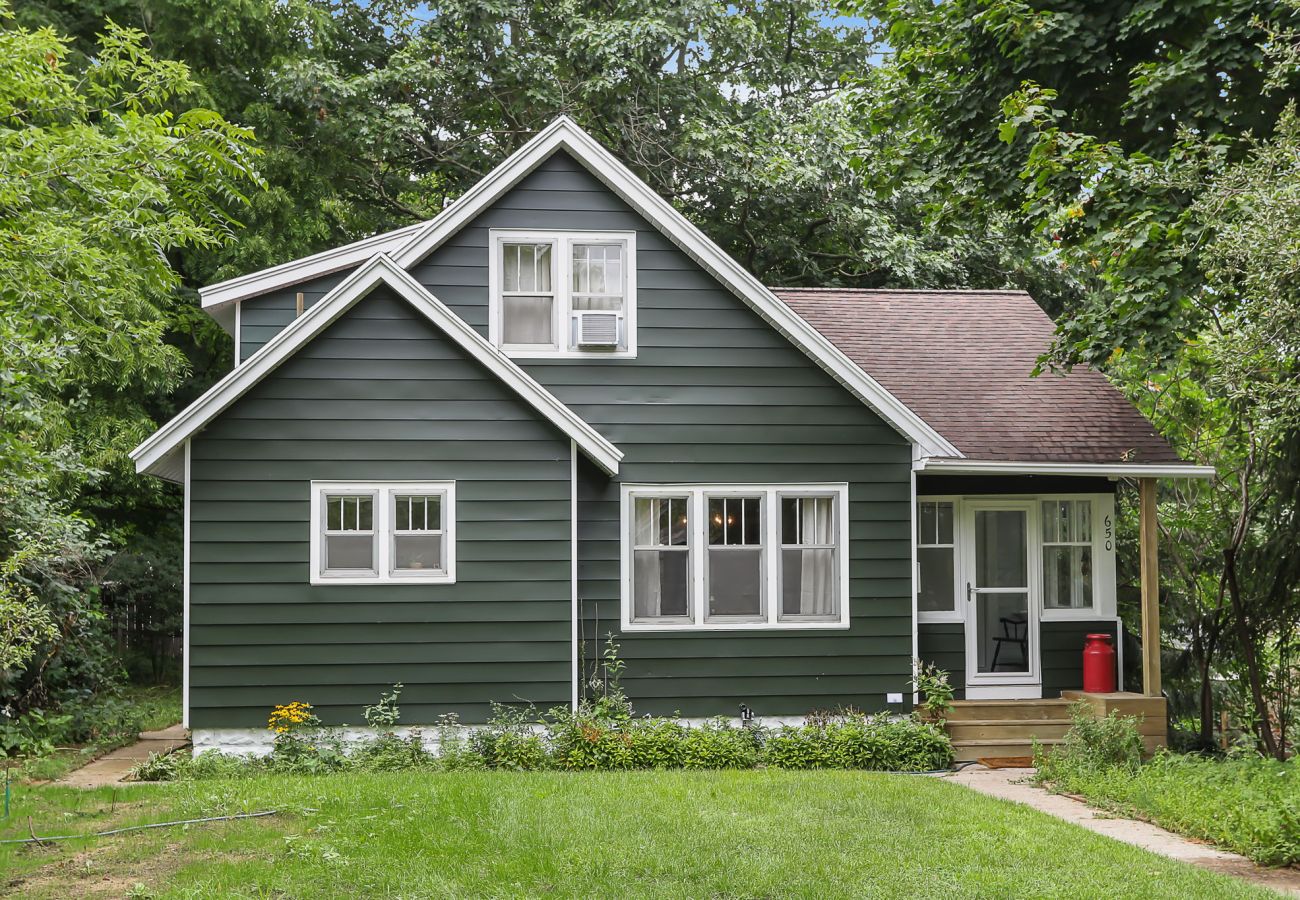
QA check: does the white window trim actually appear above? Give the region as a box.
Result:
[488,229,637,359]
[916,495,963,623]
[915,493,1116,623]
[310,480,456,585]
[620,483,850,632]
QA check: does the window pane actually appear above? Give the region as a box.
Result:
[325,495,371,531]
[936,501,953,544]
[635,497,688,547]
[395,534,443,572]
[918,546,955,612]
[503,295,553,344]
[783,496,834,546]
[781,548,837,617]
[708,548,763,618]
[503,243,551,293]
[1043,500,1092,544]
[919,501,936,545]
[1043,545,1093,609]
[781,497,799,544]
[709,497,762,546]
[633,549,689,618]
[395,495,440,532]
[975,509,1027,588]
[572,294,623,312]
[325,534,373,571]
[572,243,621,294]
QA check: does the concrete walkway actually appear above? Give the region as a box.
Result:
[949,765,1300,897]
[57,724,189,788]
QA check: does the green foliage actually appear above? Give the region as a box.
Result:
[910,660,954,721]
[765,713,953,772]
[362,683,403,731]
[1035,702,1144,784]
[127,749,186,783]
[680,718,762,770]
[1039,748,1300,867]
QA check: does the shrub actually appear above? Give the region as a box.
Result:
[765,713,953,771]
[548,712,634,771]
[354,730,434,772]
[626,718,687,769]
[1035,702,1143,783]
[128,750,187,782]
[681,718,762,769]
[910,660,954,721]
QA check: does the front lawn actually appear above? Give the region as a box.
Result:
[0,771,1271,898]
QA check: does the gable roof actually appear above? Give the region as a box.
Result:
[197,117,962,460]
[132,254,624,482]
[776,288,1211,475]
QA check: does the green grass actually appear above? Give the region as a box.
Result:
[11,685,181,783]
[1042,752,1300,867]
[0,770,1273,898]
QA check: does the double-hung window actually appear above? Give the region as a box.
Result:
[311,482,455,584]
[490,230,636,357]
[917,500,958,619]
[1042,499,1093,611]
[624,484,849,631]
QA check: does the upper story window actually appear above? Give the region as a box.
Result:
[310,481,456,585]
[623,484,850,631]
[489,230,636,358]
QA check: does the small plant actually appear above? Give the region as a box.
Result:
[128,750,188,782]
[363,684,403,731]
[1035,701,1143,784]
[584,634,633,724]
[910,660,954,722]
[764,712,953,771]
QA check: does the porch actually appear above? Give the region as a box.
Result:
[915,475,1173,761]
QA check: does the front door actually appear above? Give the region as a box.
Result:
[962,501,1040,698]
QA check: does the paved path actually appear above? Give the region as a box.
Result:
[57,724,189,788]
[948,765,1300,897]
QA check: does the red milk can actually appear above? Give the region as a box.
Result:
[1082,633,1117,693]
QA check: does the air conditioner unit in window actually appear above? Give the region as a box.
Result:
[575,311,620,348]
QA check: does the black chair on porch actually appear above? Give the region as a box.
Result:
[991,615,1029,671]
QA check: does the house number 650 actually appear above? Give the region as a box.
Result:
[1104,514,1113,551]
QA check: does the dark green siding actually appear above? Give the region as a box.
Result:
[412,151,914,716]
[189,286,573,728]
[238,271,343,362]
[1041,620,1121,696]
[917,623,966,701]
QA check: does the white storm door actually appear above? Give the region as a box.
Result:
[962,501,1040,693]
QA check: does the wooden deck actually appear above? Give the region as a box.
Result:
[942,692,1168,763]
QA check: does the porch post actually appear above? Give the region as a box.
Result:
[1139,477,1161,697]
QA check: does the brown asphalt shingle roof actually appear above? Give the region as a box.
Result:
[774,288,1183,464]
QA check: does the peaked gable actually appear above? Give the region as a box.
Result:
[198,117,962,460]
[132,255,623,481]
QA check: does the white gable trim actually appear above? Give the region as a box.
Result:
[132,254,623,480]
[914,458,1216,479]
[196,117,961,456]
[389,118,960,458]
[199,222,428,312]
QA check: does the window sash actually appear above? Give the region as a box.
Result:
[1041,500,1095,611]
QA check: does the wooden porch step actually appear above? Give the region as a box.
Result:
[951,738,1063,763]
[945,699,1073,721]
[945,719,1073,742]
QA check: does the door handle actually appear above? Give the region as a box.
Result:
[966,582,974,602]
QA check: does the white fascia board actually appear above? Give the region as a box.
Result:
[132,254,622,478]
[198,222,428,311]
[914,458,1216,479]
[390,117,962,459]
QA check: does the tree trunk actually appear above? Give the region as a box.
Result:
[1223,545,1283,759]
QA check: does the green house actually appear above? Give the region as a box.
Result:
[132,118,1210,756]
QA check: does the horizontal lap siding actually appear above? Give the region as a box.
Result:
[415,151,915,717]
[917,624,966,701]
[190,286,572,728]
[238,271,344,361]
[1041,620,1120,696]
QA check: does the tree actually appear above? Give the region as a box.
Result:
[0,5,260,711]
